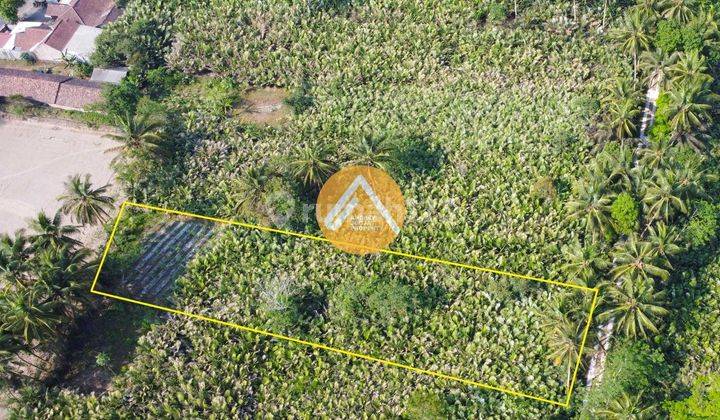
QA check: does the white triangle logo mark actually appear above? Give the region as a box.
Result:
[323,175,401,234]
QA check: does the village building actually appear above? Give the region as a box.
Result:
[0,0,119,62]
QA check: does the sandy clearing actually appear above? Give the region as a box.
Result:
[0,116,120,236]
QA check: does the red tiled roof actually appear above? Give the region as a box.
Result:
[0,32,11,48]
[0,68,70,104]
[46,3,72,18]
[55,78,103,109]
[13,27,52,51]
[71,0,118,27]
[43,20,80,51]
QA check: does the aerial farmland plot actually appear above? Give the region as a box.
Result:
[2,0,719,418]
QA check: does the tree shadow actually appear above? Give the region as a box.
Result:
[392,134,446,181]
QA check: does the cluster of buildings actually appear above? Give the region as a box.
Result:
[0,0,120,61]
[0,0,126,110]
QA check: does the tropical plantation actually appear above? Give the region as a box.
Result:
[0,0,719,418]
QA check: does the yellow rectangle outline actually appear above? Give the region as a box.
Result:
[90,200,599,408]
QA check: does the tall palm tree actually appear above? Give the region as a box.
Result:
[538,296,588,387]
[566,179,615,242]
[607,99,641,139]
[660,0,696,23]
[610,235,671,282]
[346,135,398,171]
[647,222,682,260]
[230,165,277,214]
[598,278,669,338]
[667,82,718,150]
[0,286,59,344]
[639,49,677,89]
[602,78,642,140]
[287,143,338,188]
[637,136,672,170]
[105,111,167,165]
[669,51,713,88]
[58,174,115,226]
[33,245,92,321]
[594,391,656,419]
[562,241,610,287]
[633,0,661,20]
[27,211,80,250]
[610,10,651,79]
[642,169,689,222]
[0,230,33,283]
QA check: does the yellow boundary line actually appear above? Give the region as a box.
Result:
[90,200,599,408]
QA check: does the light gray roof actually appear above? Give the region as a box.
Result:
[90,66,128,84]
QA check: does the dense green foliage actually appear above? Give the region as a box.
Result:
[0,0,22,23]
[7,0,720,417]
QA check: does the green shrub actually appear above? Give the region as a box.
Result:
[611,192,639,235]
[487,3,508,22]
[144,68,186,100]
[655,20,683,53]
[531,176,557,201]
[103,76,142,118]
[284,82,315,115]
[586,341,669,413]
[258,273,301,331]
[685,201,718,247]
[330,278,417,327]
[0,0,23,23]
[667,374,720,419]
[19,52,36,65]
[404,390,450,419]
[681,23,704,53]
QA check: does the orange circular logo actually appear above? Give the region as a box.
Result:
[316,166,406,254]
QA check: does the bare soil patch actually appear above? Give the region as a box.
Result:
[236,87,292,126]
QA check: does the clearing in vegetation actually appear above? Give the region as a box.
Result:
[91,201,598,407]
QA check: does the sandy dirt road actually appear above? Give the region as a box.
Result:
[0,116,119,235]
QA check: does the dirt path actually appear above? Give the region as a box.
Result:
[0,116,120,236]
[585,81,661,389]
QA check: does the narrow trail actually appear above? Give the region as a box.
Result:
[585,81,660,389]
[122,218,216,301]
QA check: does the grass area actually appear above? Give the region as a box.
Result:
[54,302,160,395]
[0,95,115,129]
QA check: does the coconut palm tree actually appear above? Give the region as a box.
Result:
[27,211,80,250]
[33,245,91,321]
[0,286,59,344]
[562,241,610,287]
[610,10,651,79]
[0,230,33,283]
[594,391,656,419]
[642,169,689,222]
[287,143,338,188]
[659,0,696,23]
[230,165,277,214]
[639,49,677,89]
[545,314,584,387]
[105,111,167,165]
[602,78,642,140]
[346,135,398,171]
[610,235,671,282]
[607,99,641,139]
[538,296,589,387]
[666,82,718,150]
[58,174,115,226]
[633,0,662,20]
[669,51,713,88]
[566,179,615,242]
[637,136,672,170]
[598,278,669,338]
[647,222,682,260]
